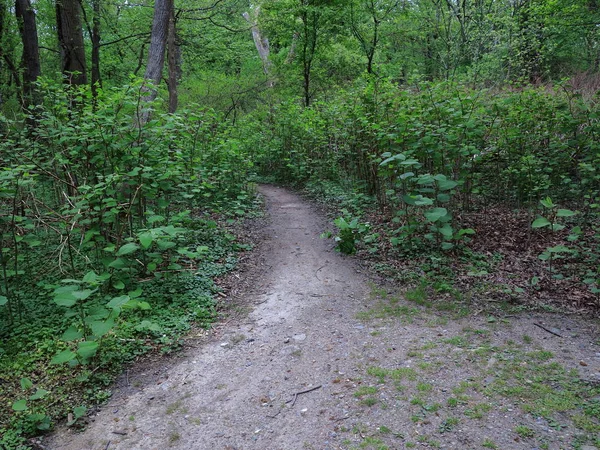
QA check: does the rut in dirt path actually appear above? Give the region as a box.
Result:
[46,184,374,450]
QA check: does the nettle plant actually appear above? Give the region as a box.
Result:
[50,270,154,368]
[379,152,474,253]
[531,197,578,276]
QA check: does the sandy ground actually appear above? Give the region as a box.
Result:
[45,185,600,450]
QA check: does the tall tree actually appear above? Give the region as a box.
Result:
[15,0,41,107]
[349,0,397,74]
[56,0,87,85]
[167,6,180,113]
[91,0,102,97]
[140,0,174,124]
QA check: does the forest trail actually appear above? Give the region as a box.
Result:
[46,185,600,450]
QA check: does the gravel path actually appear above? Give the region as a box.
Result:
[46,185,600,450]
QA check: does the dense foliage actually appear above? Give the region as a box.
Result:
[246,76,600,309]
[0,80,256,448]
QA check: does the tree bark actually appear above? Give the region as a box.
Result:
[15,0,41,107]
[167,6,179,113]
[91,0,102,98]
[139,0,173,124]
[0,0,23,107]
[243,7,273,87]
[56,0,87,86]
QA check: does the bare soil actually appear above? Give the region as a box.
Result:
[45,185,600,450]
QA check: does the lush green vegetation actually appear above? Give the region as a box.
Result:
[248,77,600,309]
[0,81,257,448]
[1,0,600,447]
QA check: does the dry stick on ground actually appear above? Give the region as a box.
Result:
[315,265,326,281]
[286,385,322,407]
[534,322,563,337]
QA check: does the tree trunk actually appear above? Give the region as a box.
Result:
[139,0,173,124]
[243,8,273,87]
[301,8,318,107]
[15,0,41,107]
[91,0,102,98]
[167,6,179,113]
[56,0,87,86]
[0,0,22,106]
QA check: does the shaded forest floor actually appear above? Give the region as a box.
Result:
[45,185,600,450]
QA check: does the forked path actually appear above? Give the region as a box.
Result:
[47,185,600,450]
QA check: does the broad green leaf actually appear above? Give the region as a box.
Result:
[116,243,139,256]
[54,295,77,307]
[73,406,87,419]
[77,341,99,360]
[90,319,115,338]
[437,179,458,191]
[424,207,448,223]
[437,193,451,203]
[12,399,27,411]
[50,349,77,365]
[139,232,153,249]
[128,288,143,298]
[86,306,110,320]
[441,242,454,250]
[108,258,127,269]
[147,215,165,224]
[0,295,7,306]
[380,153,406,166]
[157,240,176,250]
[137,301,151,310]
[82,271,98,284]
[113,280,125,290]
[61,326,83,342]
[456,228,476,237]
[72,290,93,301]
[532,217,551,228]
[29,389,49,400]
[107,295,130,309]
[556,209,576,217]
[20,377,33,390]
[438,224,454,238]
[540,197,554,208]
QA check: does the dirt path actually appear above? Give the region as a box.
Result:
[46,185,600,450]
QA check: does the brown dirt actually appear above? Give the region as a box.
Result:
[44,185,600,450]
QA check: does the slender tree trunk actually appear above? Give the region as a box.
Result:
[139,0,173,124]
[15,0,41,107]
[167,6,179,113]
[0,0,22,106]
[56,0,87,86]
[91,0,102,98]
[301,8,318,107]
[243,7,273,87]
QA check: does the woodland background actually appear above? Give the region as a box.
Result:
[1,0,600,447]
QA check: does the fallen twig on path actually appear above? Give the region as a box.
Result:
[286,385,322,407]
[315,265,326,281]
[534,322,563,337]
